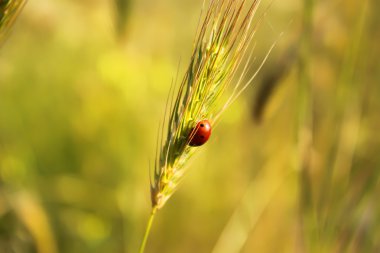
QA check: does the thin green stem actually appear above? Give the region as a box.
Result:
[138,207,157,253]
[297,0,314,251]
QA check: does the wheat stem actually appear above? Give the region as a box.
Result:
[138,207,157,253]
[0,0,26,46]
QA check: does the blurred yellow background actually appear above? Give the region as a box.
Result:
[0,0,379,253]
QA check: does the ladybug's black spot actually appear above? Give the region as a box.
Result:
[200,135,205,138]
[200,124,204,127]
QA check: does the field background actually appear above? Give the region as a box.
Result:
[0,0,379,252]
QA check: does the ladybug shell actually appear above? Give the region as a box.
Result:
[188,120,212,147]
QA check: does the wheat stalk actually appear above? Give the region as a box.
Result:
[0,0,26,46]
[139,0,274,252]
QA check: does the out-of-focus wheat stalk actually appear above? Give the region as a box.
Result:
[296,0,373,251]
[138,0,276,252]
[0,0,26,46]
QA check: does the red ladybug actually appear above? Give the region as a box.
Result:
[188,120,212,146]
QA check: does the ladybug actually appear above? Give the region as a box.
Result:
[188,119,212,147]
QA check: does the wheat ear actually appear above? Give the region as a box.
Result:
[151,0,263,211]
[139,0,271,252]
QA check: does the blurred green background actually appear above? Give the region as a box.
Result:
[0,0,379,252]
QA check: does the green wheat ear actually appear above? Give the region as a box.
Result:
[0,0,26,46]
[150,0,272,210]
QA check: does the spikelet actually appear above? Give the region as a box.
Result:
[151,0,269,210]
[0,0,26,45]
